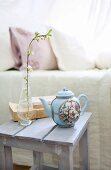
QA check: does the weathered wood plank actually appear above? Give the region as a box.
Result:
[15,118,56,141]
[3,138,57,154]
[33,151,43,170]
[0,143,13,170]
[42,166,58,170]
[79,129,89,170]
[29,165,38,170]
[0,142,6,170]
[43,112,92,146]
[30,164,79,170]
[0,121,24,137]
[41,165,79,170]
[58,146,73,170]
[4,146,13,170]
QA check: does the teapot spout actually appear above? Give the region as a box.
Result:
[39,97,52,117]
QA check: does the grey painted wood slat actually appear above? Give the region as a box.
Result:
[4,146,13,170]
[33,151,43,170]
[58,146,73,170]
[0,142,6,170]
[0,121,24,136]
[43,112,92,145]
[41,165,79,170]
[29,165,38,170]
[42,166,58,170]
[30,165,78,170]
[0,143,13,170]
[79,129,89,170]
[15,118,56,141]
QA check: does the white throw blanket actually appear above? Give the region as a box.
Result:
[0,69,110,170]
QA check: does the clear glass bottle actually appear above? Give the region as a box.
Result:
[17,68,33,126]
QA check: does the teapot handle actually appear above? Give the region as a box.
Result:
[77,94,88,115]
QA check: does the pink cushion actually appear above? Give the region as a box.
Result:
[9,27,58,70]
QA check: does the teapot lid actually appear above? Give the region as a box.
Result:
[56,88,74,98]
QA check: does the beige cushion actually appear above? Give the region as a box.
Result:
[50,28,95,70]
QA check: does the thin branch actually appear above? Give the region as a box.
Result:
[25,29,52,117]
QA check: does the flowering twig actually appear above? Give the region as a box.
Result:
[25,29,52,115]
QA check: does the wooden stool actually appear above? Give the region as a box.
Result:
[0,112,92,170]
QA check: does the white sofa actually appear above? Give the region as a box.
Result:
[0,68,111,170]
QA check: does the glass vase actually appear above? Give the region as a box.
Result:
[17,69,33,126]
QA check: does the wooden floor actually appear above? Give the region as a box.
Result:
[13,164,58,170]
[13,164,78,170]
[13,164,30,170]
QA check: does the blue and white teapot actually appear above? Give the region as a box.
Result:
[39,88,88,128]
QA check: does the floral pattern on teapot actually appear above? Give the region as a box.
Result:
[59,99,81,124]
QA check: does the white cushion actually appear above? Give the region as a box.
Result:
[95,25,111,69]
[50,28,95,70]
[96,53,111,69]
[0,32,15,71]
